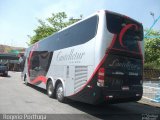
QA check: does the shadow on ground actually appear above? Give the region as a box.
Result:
[26,83,160,120]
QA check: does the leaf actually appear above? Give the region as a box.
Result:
[28,12,81,45]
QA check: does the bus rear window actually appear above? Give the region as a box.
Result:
[106,12,143,53]
[106,12,143,41]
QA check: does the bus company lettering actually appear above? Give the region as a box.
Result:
[109,59,139,70]
[56,49,85,61]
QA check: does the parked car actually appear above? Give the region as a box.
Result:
[0,64,8,76]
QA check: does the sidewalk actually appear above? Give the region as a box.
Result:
[141,81,160,108]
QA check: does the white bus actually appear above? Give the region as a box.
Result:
[21,10,144,104]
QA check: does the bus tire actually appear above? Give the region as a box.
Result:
[4,73,8,77]
[56,83,65,103]
[47,81,55,98]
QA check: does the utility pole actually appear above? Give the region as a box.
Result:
[144,12,160,38]
[150,12,155,21]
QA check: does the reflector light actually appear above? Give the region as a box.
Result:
[106,95,113,100]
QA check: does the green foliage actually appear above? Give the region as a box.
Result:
[144,62,160,69]
[144,29,160,69]
[29,12,81,45]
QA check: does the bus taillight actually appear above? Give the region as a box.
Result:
[97,67,105,87]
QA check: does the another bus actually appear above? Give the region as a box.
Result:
[21,10,144,104]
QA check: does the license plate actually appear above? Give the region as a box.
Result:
[122,86,129,91]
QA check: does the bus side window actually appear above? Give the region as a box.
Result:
[58,15,98,49]
[31,55,39,70]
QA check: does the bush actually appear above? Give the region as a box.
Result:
[144,62,160,69]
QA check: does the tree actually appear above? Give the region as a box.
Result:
[144,29,160,69]
[29,12,81,45]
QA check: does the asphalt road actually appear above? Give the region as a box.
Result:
[0,72,159,120]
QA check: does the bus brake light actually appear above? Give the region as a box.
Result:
[97,67,105,87]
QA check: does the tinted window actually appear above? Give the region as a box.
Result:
[59,15,98,48]
[29,51,53,81]
[36,15,98,51]
[106,12,143,40]
[106,12,143,53]
[106,13,123,34]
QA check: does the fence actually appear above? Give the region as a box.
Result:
[144,69,160,80]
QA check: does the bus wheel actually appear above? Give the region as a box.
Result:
[47,81,55,98]
[4,73,8,77]
[24,75,28,85]
[56,83,65,102]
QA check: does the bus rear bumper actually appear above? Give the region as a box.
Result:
[102,89,143,104]
[68,86,143,105]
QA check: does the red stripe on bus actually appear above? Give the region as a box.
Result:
[109,34,117,49]
[69,34,117,96]
[69,53,109,96]
[137,41,143,56]
[119,24,138,48]
[30,76,47,84]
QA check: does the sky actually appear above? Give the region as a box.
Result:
[0,0,160,48]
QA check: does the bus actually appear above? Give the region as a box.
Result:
[21,10,144,104]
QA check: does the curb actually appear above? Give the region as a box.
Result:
[138,98,160,108]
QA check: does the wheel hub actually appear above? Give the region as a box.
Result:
[57,86,63,99]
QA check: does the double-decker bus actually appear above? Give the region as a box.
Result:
[21,10,144,104]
